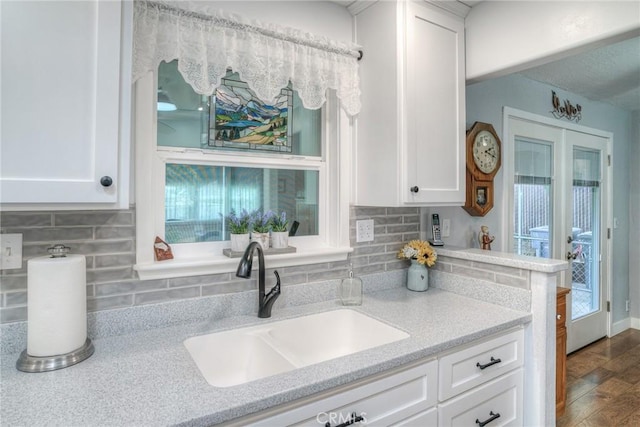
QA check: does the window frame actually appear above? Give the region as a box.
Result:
[133,72,352,280]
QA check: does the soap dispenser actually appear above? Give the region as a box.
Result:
[339,263,362,306]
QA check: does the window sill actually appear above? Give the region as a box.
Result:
[134,246,353,281]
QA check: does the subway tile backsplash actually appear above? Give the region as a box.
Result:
[434,255,530,290]
[0,206,420,324]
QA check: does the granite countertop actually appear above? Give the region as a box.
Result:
[435,246,568,273]
[0,287,530,426]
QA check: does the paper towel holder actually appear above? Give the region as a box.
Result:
[16,244,94,373]
[16,338,95,373]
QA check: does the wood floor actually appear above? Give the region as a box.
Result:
[557,328,640,426]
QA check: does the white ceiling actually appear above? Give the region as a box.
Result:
[519,36,640,112]
[334,1,639,112]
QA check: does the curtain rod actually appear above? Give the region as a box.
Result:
[141,1,363,61]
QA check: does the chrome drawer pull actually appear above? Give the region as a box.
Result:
[476,411,501,427]
[476,356,502,370]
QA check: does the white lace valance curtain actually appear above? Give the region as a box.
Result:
[133,0,362,116]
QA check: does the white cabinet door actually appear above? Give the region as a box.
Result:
[404,1,465,205]
[354,1,465,207]
[0,0,130,207]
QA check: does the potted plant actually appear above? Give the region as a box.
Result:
[397,240,437,291]
[223,209,250,252]
[251,210,273,249]
[270,211,289,249]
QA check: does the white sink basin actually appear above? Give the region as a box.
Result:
[184,309,409,387]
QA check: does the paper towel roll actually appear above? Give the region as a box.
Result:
[27,254,87,357]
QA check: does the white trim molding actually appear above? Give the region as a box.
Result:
[133,72,352,280]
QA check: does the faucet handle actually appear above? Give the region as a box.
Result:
[268,270,281,297]
[259,270,282,318]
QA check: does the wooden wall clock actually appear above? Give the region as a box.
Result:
[463,122,501,216]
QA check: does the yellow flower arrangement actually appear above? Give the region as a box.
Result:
[397,239,437,267]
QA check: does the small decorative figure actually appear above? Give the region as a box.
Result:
[478,225,495,251]
[154,236,174,261]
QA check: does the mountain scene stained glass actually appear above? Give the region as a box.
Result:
[209,72,293,152]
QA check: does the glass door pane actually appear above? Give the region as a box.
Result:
[513,138,553,258]
[570,147,601,320]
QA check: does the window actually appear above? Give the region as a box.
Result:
[134,62,351,280]
[164,164,319,243]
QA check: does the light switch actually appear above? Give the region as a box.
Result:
[442,219,451,237]
[0,233,23,270]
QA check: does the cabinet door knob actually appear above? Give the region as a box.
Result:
[100,176,113,187]
[557,314,562,320]
[410,186,419,193]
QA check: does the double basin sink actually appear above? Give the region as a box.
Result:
[184,309,409,387]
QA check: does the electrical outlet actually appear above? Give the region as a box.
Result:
[0,233,23,270]
[442,219,451,237]
[626,300,630,312]
[356,219,375,242]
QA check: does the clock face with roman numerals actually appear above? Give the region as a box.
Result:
[472,130,500,174]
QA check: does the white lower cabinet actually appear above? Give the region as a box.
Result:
[438,369,523,426]
[438,329,524,427]
[438,329,524,401]
[242,328,524,427]
[250,360,437,426]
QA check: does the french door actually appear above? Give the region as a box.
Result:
[507,110,611,353]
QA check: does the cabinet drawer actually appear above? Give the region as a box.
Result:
[252,360,437,426]
[391,407,437,426]
[439,329,524,401]
[438,369,523,427]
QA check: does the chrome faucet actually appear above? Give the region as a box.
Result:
[235,241,281,318]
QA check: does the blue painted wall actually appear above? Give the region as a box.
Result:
[426,73,634,325]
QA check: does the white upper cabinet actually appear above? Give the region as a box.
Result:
[0,0,131,209]
[354,1,465,206]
